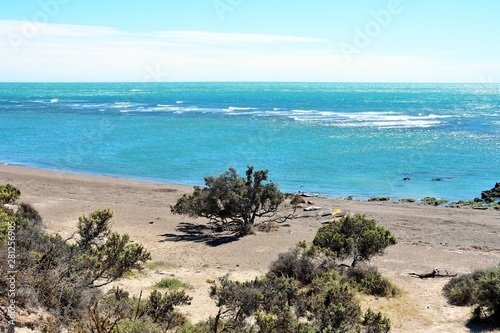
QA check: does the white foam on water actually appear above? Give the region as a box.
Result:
[111,102,136,109]
[288,111,453,128]
[226,106,257,111]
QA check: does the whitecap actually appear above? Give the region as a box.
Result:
[111,102,135,109]
[50,99,58,103]
[227,106,257,111]
[291,109,316,114]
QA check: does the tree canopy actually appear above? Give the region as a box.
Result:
[312,214,397,267]
[171,166,290,235]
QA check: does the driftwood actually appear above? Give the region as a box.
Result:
[408,268,457,279]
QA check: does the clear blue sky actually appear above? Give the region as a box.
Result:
[1,0,499,82]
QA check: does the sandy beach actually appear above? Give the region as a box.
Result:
[1,164,499,332]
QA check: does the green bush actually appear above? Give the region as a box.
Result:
[0,189,154,331]
[171,166,292,235]
[209,274,304,332]
[0,183,21,204]
[118,316,161,333]
[313,214,397,267]
[154,278,193,290]
[443,265,500,325]
[443,269,484,306]
[176,322,213,333]
[268,245,336,285]
[362,308,391,333]
[422,197,449,206]
[305,271,362,332]
[347,265,401,297]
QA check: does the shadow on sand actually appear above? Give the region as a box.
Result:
[466,320,499,333]
[159,222,242,247]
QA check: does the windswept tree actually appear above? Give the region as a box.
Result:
[312,214,397,267]
[171,166,291,235]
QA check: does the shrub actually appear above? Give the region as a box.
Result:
[144,290,191,328]
[312,214,397,267]
[0,190,153,330]
[154,278,193,290]
[422,197,448,206]
[175,322,213,333]
[0,205,18,242]
[209,274,303,332]
[443,265,500,325]
[362,308,391,333]
[268,245,336,285]
[16,202,43,225]
[443,269,484,306]
[0,183,21,204]
[475,266,500,323]
[347,265,401,297]
[304,271,362,332]
[453,200,483,207]
[171,166,292,235]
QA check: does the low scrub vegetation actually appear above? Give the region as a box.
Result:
[347,265,401,297]
[312,214,397,267]
[0,183,20,204]
[154,278,193,290]
[421,197,449,206]
[1,184,398,332]
[443,264,500,326]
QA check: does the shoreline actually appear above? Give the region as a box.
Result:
[1,162,494,205]
[1,163,499,250]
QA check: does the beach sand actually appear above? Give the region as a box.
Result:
[1,164,499,332]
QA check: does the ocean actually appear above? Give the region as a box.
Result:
[0,82,498,202]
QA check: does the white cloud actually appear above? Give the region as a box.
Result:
[0,20,498,82]
[151,30,324,45]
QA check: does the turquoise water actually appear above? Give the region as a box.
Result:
[0,82,499,201]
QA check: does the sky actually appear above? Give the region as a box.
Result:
[0,0,499,82]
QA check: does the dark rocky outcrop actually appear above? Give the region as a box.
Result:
[368,197,391,202]
[481,182,500,202]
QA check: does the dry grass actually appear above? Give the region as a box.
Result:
[360,292,434,329]
[144,261,179,270]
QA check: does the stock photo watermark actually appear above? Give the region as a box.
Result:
[213,0,243,21]
[5,219,17,329]
[8,0,70,53]
[339,0,404,63]
[143,65,170,83]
